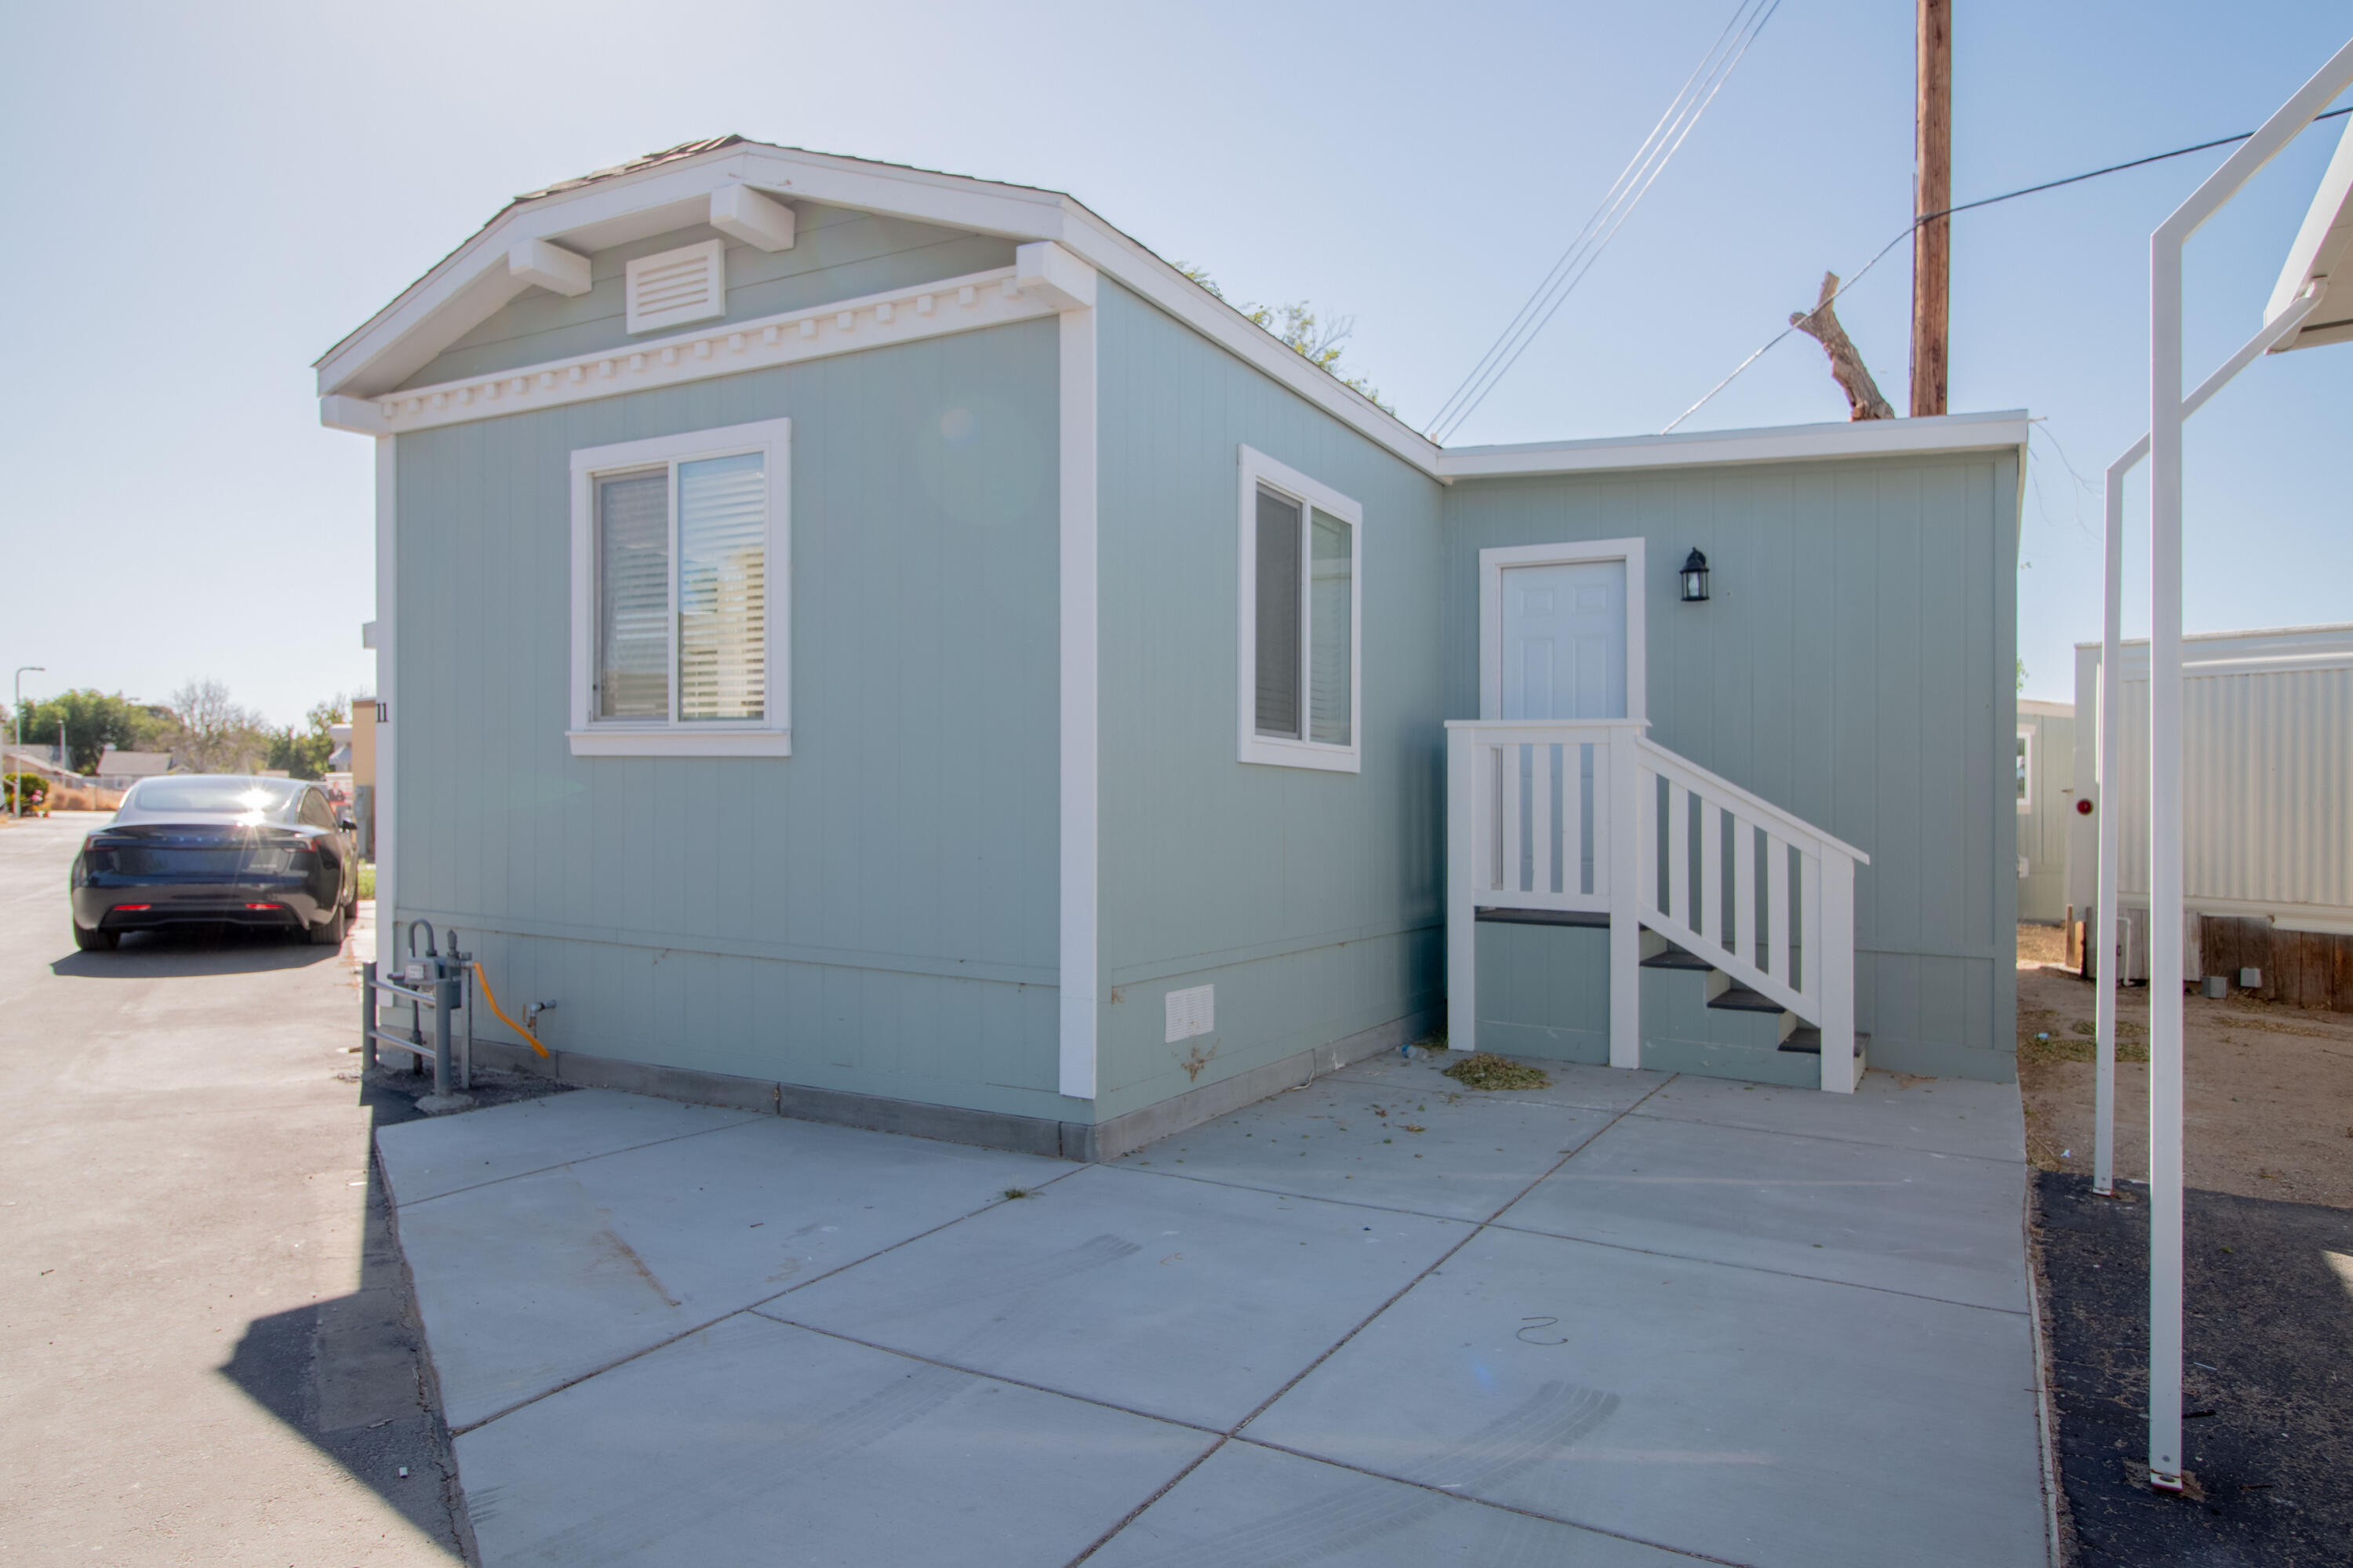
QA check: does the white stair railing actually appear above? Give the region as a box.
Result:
[1445,720,1869,1092]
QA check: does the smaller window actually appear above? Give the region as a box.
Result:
[2016,728,2033,813]
[1237,446,1361,773]
[300,791,336,830]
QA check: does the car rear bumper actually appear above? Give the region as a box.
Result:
[73,882,326,932]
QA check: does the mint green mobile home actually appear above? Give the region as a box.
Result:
[319,139,2024,1157]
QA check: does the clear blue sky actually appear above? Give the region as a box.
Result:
[1,0,2345,726]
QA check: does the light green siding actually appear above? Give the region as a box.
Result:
[1442,454,2022,1082]
[389,318,1069,1119]
[2017,708,2075,923]
[400,204,1018,391]
[1093,282,1447,1119]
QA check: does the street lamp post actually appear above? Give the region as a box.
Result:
[11,666,46,818]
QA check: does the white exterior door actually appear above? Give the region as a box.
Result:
[1499,561,1627,720]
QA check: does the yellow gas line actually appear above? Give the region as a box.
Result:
[471,962,550,1058]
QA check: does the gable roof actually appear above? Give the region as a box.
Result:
[2268,111,2353,351]
[319,136,2028,480]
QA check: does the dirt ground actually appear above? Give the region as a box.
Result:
[2013,928,2353,1210]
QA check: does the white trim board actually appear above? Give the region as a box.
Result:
[324,265,1053,437]
[1058,299,1101,1103]
[1235,446,1366,774]
[1478,537,1648,723]
[1439,411,2031,479]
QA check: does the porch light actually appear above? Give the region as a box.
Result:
[1679,548,1710,602]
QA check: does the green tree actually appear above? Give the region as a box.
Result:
[1178,266,1391,413]
[264,697,348,780]
[165,679,267,774]
[16,689,171,775]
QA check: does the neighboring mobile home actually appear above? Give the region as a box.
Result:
[318,138,2028,1156]
[2065,624,2353,1010]
[2016,698,2075,924]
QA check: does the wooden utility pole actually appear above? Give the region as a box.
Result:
[1911,0,1951,417]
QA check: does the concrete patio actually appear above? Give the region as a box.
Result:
[375,1055,2054,1566]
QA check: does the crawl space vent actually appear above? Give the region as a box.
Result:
[1165,984,1215,1043]
[625,238,726,334]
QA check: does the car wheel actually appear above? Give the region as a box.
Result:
[307,900,348,948]
[73,922,118,952]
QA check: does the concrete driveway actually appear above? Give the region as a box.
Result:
[0,813,466,1563]
[380,1050,2056,1565]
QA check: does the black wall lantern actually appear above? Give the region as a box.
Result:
[1679,548,1711,602]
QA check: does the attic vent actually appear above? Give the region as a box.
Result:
[625,238,726,334]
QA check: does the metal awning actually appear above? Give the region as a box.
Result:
[2267,110,2353,350]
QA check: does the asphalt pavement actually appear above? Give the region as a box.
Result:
[0,812,467,1564]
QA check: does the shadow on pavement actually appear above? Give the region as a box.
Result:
[2036,1172,2353,1566]
[216,1053,568,1563]
[50,924,346,979]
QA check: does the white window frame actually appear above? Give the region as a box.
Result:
[1477,537,1648,722]
[2016,726,2034,814]
[1235,446,1362,773]
[567,417,792,758]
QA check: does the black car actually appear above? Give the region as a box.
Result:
[70,776,360,951]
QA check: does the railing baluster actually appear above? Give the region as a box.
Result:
[1529,741,1554,896]
[1767,831,1791,985]
[1637,758,1658,919]
[1563,744,1586,895]
[1667,783,1690,928]
[1733,812,1755,963]
[1591,740,1611,896]
[1800,850,1821,1001]
[1700,801,1723,948]
[1502,743,1524,896]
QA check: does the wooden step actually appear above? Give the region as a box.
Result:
[1638,942,1713,972]
[1704,981,1785,1015]
[1777,1028,1873,1057]
[1475,907,1610,930]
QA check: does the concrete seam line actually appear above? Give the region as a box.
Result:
[1619,1107,2028,1166]
[387,1114,770,1207]
[441,1163,1091,1435]
[2020,1177,2067,1567]
[1057,1436,1229,1568]
[1224,1435,1750,1567]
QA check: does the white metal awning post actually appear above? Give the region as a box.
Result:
[2141,38,2353,1493]
[2090,286,2321,1200]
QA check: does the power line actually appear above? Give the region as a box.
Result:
[1426,0,1784,445]
[1660,104,2353,432]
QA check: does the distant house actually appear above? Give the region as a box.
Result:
[96,748,175,783]
[2067,624,2352,1009]
[2016,699,2075,924]
[318,138,2028,1156]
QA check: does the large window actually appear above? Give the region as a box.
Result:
[568,418,791,756]
[1236,446,1361,772]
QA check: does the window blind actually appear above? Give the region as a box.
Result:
[1254,486,1302,738]
[676,453,767,722]
[1308,509,1352,745]
[597,471,670,719]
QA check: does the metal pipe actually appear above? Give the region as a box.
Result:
[2091,288,2322,1199]
[431,963,453,1099]
[2138,36,2353,1495]
[361,960,379,1073]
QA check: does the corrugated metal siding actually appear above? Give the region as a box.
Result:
[1442,452,2020,1082]
[1093,281,1447,1119]
[401,204,1020,391]
[2110,664,2353,915]
[391,318,1067,1119]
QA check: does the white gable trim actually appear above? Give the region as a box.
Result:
[322,263,1058,436]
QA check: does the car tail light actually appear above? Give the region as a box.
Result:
[115,904,152,911]
[245,903,283,911]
